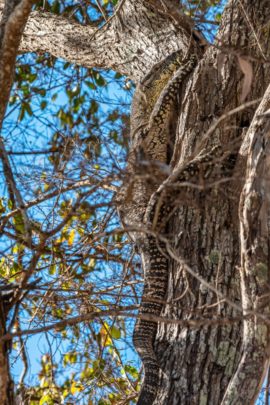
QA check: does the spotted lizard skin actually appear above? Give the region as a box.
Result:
[121,52,197,242]
[118,51,197,404]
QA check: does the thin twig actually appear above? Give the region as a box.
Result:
[89,0,126,41]
[196,98,262,152]
[17,321,28,386]
[238,0,266,60]
[1,308,251,342]
[265,364,270,405]
[0,136,32,244]
[94,0,107,21]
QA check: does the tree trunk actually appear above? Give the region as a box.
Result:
[153,1,270,403]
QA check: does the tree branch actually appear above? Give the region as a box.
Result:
[0,307,254,342]
[0,0,200,82]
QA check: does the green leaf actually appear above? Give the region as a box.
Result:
[85,80,96,90]
[24,102,33,116]
[14,213,25,234]
[111,326,121,339]
[49,264,56,275]
[40,100,47,110]
[94,72,106,87]
[0,198,6,214]
[124,364,139,378]
[63,352,77,366]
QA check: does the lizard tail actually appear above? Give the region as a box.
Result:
[133,320,160,404]
[133,237,168,404]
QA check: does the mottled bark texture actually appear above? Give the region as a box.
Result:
[0,0,34,403]
[153,1,270,403]
[1,0,270,403]
[0,0,201,82]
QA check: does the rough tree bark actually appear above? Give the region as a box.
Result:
[1,0,270,403]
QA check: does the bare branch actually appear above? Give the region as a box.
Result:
[0,137,32,244]
[0,306,255,342]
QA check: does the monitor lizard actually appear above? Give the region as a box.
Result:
[118,50,198,404]
[118,45,237,403]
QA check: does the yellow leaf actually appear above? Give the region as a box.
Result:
[70,382,83,395]
[68,229,75,246]
[100,323,112,346]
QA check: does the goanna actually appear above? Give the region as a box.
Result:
[121,51,197,241]
[118,50,197,404]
